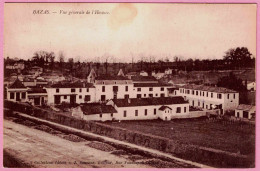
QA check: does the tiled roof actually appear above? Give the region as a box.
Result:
[80,103,117,115]
[181,84,237,93]
[111,97,188,107]
[236,104,255,112]
[158,105,172,111]
[134,83,172,87]
[96,75,130,80]
[51,82,94,88]
[9,79,26,89]
[131,76,157,82]
[28,88,47,94]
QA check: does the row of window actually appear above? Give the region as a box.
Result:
[99,107,187,118]
[56,88,89,93]
[122,107,186,117]
[180,89,236,99]
[101,81,130,85]
[137,93,165,98]
[62,95,91,101]
[137,87,165,92]
[10,92,26,99]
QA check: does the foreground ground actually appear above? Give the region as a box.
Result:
[3,119,152,168]
[103,118,255,155]
[3,117,195,168]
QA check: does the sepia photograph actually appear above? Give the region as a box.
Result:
[2,2,257,168]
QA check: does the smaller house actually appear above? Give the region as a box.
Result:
[28,66,43,76]
[87,69,97,83]
[126,72,139,79]
[235,104,256,121]
[71,103,117,121]
[140,71,148,76]
[117,69,125,77]
[6,79,28,102]
[152,71,165,79]
[27,88,48,106]
[165,68,173,75]
[247,81,256,91]
[158,106,172,121]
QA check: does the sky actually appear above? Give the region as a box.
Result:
[4,3,257,62]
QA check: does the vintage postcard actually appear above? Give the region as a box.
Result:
[2,2,257,169]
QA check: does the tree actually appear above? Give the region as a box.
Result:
[58,51,65,72]
[217,72,246,92]
[223,47,253,69]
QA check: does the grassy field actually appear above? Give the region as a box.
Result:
[103,118,255,155]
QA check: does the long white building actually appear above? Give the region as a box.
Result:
[176,84,239,114]
[71,96,189,121]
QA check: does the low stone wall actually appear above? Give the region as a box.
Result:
[4,100,253,168]
[172,111,207,119]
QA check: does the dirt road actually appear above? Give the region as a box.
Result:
[3,120,151,168]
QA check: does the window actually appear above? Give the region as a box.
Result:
[145,109,147,116]
[137,94,141,98]
[71,88,75,93]
[187,90,190,94]
[217,94,222,99]
[137,88,141,92]
[236,112,239,117]
[124,111,127,117]
[100,114,102,118]
[176,107,181,113]
[227,94,229,99]
[124,94,129,99]
[155,93,158,97]
[56,89,59,93]
[206,92,208,97]
[86,88,89,92]
[79,88,82,92]
[144,94,146,97]
[149,94,153,97]
[233,94,236,99]
[111,113,113,117]
[114,82,117,84]
[85,95,90,101]
[22,92,26,99]
[243,111,249,118]
[198,101,200,106]
[10,92,14,99]
[102,82,105,85]
[161,87,164,91]
[102,86,105,92]
[192,90,194,95]
[161,93,165,97]
[149,88,153,91]
[211,93,213,98]
[202,92,204,96]
[154,108,156,115]
[125,86,128,92]
[135,110,138,116]
[79,95,82,99]
[200,91,201,96]
[184,107,186,113]
[101,95,106,101]
[113,86,118,92]
[64,95,67,99]
[196,91,198,96]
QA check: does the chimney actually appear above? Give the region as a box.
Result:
[83,82,86,88]
[128,98,131,104]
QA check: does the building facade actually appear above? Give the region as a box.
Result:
[176,84,239,113]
